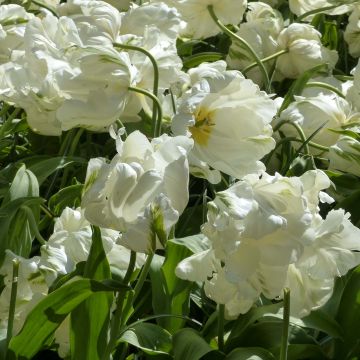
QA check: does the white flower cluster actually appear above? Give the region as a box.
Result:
[1,0,360,357]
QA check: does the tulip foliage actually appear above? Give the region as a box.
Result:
[1,0,360,359]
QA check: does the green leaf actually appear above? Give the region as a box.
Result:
[70,226,113,360]
[226,303,282,352]
[230,320,316,351]
[225,348,275,360]
[286,344,328,360]
[183,52,224,68]
[7,278,120,359]
[335,266,360,359]
[278,63,329,114]
[301,309,343,340]
[119,323,172,355]
[173,328,215,360]
[0,197,43,265]
[24,156,86,185]
[150,237,204,333]
[48,184,83,216]
[169,234,209,254]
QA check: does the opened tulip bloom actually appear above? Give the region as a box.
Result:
[172,61,276,179]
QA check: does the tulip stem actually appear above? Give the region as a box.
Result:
[6,259,19,353]
[242,49,288,74]
[133,252,154,304]
[217,304,225,352]
[103,252,137,360]
[128,87,163,137]
[207,5,271,92]
[40,203,56,219]
[304,82,345,98]
[113,43,160,137]
[280,288,291,360]
[273,120,310,155]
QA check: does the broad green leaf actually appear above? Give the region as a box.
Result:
[173,328,215,360]
[301,310,343,340]
[149,254,167,322]
[48,184,83,216]
[159,240,193,331]
[286,344,328,360]
[231,320,316,351]
[7,278,123,359]
[169,234,209,254]
[25,156,86,185]
[226,304,282,352]
[335,266,360,359]
[151,237,203,333]
[70,226,113,360]
[225,347,275,360]
[49,262,86,293]
[120,323,172,355]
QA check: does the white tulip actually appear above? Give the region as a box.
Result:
[177,170,333,317]
[82,131,193,253]
[278,94,360,151]
[346,60,360,112]
[329,135,360,176]
[345,5,360,58]
[155,0,247,39]
[286,209,360,317]
[276,23,338,79]
[172,62,276,179]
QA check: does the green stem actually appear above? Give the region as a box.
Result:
[113,43,160,137]
[40,203,56,219]
[217,304,225,352]
[242,49,288,74]
[304,82,345,98]
[31,0,58,17]
[21,206,46,245]
[102,252,137,360]
[273,120,310,155]
[208,5,271,92]
[6,259,19,353]
[280,288,291,360]
[132,252,154,304]
[128,87,163,137]
[296,4,339,22]
[123,251,137,285]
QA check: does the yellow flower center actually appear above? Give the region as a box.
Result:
[189,108,215,146]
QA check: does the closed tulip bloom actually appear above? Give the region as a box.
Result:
[82,130,193,253]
